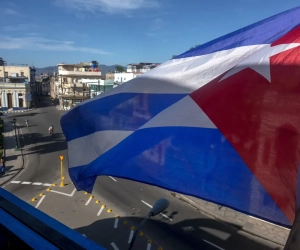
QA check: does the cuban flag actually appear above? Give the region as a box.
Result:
[61,6,300,228]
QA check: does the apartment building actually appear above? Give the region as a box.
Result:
[114,62,161,84]
[0,58,36,110]
[54,61,102,109]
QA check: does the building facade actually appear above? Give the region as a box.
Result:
[112,62,161,84]
[114,72,142,83]
[126,62,160,73]
[105,72,115,80]
[0,61,36,110]
[80,79,114,98]
[54,61,103,109]
[36,74,50,96]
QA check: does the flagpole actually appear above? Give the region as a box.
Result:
[284,209,300,250]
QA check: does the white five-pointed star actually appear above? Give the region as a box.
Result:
[220,43,300,82]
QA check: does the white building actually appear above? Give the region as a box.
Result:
[114,72,142,83]
[80,79,114,98]
[0,60,35,110]
[114,62,161,84]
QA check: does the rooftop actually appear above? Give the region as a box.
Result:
[58,61,99,67]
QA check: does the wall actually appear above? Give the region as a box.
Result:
[106,73,115,80]
[114,72,142,83]
[0,65,30,79]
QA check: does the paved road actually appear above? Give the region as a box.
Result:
[4,97,67,201]
[4,96,284,250]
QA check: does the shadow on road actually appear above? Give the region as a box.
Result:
[75,216,283,250]
[4,132,67,156]
[4,112,47,119]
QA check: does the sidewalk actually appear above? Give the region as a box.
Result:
[173,193,289,246]
[0,120,24,186]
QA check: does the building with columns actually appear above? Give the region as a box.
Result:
[0,58,36,110]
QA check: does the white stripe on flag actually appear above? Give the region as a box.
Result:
[139,96,217,130]
[68,130,133,168]
[71,45,262,110]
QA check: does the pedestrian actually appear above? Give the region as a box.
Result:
[1,158,5,175]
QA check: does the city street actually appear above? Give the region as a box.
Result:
[3,96,285,250]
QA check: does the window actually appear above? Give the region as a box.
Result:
[21,72,24,77]
[4,72,8,77]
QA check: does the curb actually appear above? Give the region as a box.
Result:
[172,192,288,246]
[1,109,34,114]
[1,110,34,115]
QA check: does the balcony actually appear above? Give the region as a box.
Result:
[58,71,101,77]
[0,82,29,89]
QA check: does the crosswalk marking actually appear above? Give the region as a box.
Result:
[11,181,52,187]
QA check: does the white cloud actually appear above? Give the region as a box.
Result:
[3,8,24,17]
[150,18,163,31]
[0,36,111,55]
[54,0,159,15]
[3,24,39,32]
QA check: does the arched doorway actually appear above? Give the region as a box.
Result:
[7,93,12,109]
[18,93,23,108]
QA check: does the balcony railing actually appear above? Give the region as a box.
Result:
[58,71,101,76]
[0,82,29,88]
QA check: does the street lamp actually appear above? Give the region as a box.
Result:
[12,118,19,150]
[128,198,169,250]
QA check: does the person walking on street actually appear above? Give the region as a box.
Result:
[1,158,5,175]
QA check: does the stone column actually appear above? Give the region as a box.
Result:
[23,92,27,108]
[14,91,19,109]
[2,90,7,109]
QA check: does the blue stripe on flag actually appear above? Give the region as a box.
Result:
[69,126,291,227]
[61,93,187,142]
[176,7,300,59]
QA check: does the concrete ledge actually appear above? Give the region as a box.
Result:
[172,192,289,246]
[1,109,34,114]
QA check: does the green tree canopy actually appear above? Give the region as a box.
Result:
[115,65,125,72]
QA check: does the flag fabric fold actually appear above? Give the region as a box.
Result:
[61,6,300,228]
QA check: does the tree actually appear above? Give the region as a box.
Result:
[115,65,125,72]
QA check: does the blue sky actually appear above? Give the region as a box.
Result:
[0,0,299,67]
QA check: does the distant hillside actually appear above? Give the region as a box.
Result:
[35,64,125,76]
